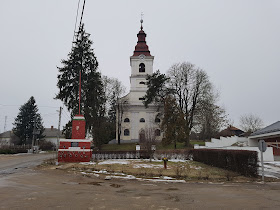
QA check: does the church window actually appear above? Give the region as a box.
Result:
[124,118,130,122]
[139,63,145,72]
[139,81,145,85]
[140,118,145,123]
[155,129,161,136]
[139,97,145,101]
[155,118,161,123]
[124,129,130,136]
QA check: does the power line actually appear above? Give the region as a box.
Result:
[0,104,60,109]
[72,0,81,47]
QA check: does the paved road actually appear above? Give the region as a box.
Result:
[0,153,55,176]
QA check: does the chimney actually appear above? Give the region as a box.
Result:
[51,126,53,130]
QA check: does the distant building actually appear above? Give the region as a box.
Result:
[42,126,65,146]
[0,131,15,145]
[219,125,244,137]
[0,126,65,146]
[116,19,162,143]
[249,121,280,157]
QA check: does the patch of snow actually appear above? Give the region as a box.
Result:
[132,164,163,169]
[168,159,188,163]
[98,160,130,165]
[110,175,137,180]
[93,170,108,174]
[162,176,175,180]
[262,174,278,178]
[80,162,96,165]
[142,178,186,183]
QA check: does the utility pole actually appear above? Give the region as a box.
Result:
[32,118,37,153]
[57,107,62,157]
[4,116,7,132]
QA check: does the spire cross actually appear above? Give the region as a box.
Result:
[140,12,144,30]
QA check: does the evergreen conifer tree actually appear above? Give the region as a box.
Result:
[55,24,105,141]
[13,96,44,145]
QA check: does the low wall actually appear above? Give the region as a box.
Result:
[205,136,248,147]
[92,150,191,160]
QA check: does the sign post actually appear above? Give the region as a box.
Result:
[258,140,267,183]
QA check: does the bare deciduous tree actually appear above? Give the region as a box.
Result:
[195,89,228,140]
[102,76,127,144]
[167,62,212,146]
[239,114,263,133]
[144,62,227,146]
[140,126,158,161]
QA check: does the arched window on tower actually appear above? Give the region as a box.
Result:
[124,118,130,122]
[139,81,145,85]
[124,129,130,136]
[155,129,161,136]
[140,118,145,123]
[139,63,145,72]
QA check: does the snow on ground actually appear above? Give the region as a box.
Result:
[78,159,192,183]
[259,162,280,178]
[132,164,163,169]
[80,159,280,180]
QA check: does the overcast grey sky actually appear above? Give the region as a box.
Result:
[0,0,279,132]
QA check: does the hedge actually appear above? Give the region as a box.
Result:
[0,145,30,154]
[191,149,258,177]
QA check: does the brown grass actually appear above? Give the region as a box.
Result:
[41,159,267,182]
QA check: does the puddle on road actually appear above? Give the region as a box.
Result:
[79,181,103,186]
[166,187,179,191]
[110,183,122,188]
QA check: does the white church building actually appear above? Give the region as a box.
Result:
[116,20,163,143]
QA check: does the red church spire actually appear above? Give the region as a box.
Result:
[133,18,151,56]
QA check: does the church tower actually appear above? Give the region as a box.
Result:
[116,19,162,143]
[129,19,154,99]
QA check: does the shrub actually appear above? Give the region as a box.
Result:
[191,149,258,177]
[39,141,55,151]
[0,145,30,154]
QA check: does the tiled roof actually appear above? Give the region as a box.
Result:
[250,121,280,137]
[43,128,65,138]
[0,131,12,138]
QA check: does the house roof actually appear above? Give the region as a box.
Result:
[0,131,12,138]
[250,121,280,137]
[43,128,64,138]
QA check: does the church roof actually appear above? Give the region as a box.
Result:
[133,19,151,56]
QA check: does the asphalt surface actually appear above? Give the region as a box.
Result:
[0,152,55,176]
[1,153,280,209]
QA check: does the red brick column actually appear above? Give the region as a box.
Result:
[72,115,86,139]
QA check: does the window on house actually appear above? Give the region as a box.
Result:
[155,118,161,123]
[124,129,130,136]
[139,63,145,72]
[140,118,145,122]
[155,129,161,136]
[124,118,130,122]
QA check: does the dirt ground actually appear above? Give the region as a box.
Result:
[1,162,280,210]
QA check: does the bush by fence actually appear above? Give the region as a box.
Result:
[154,149,192,160]
[39,141,55,151]
[191,149,258,177]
